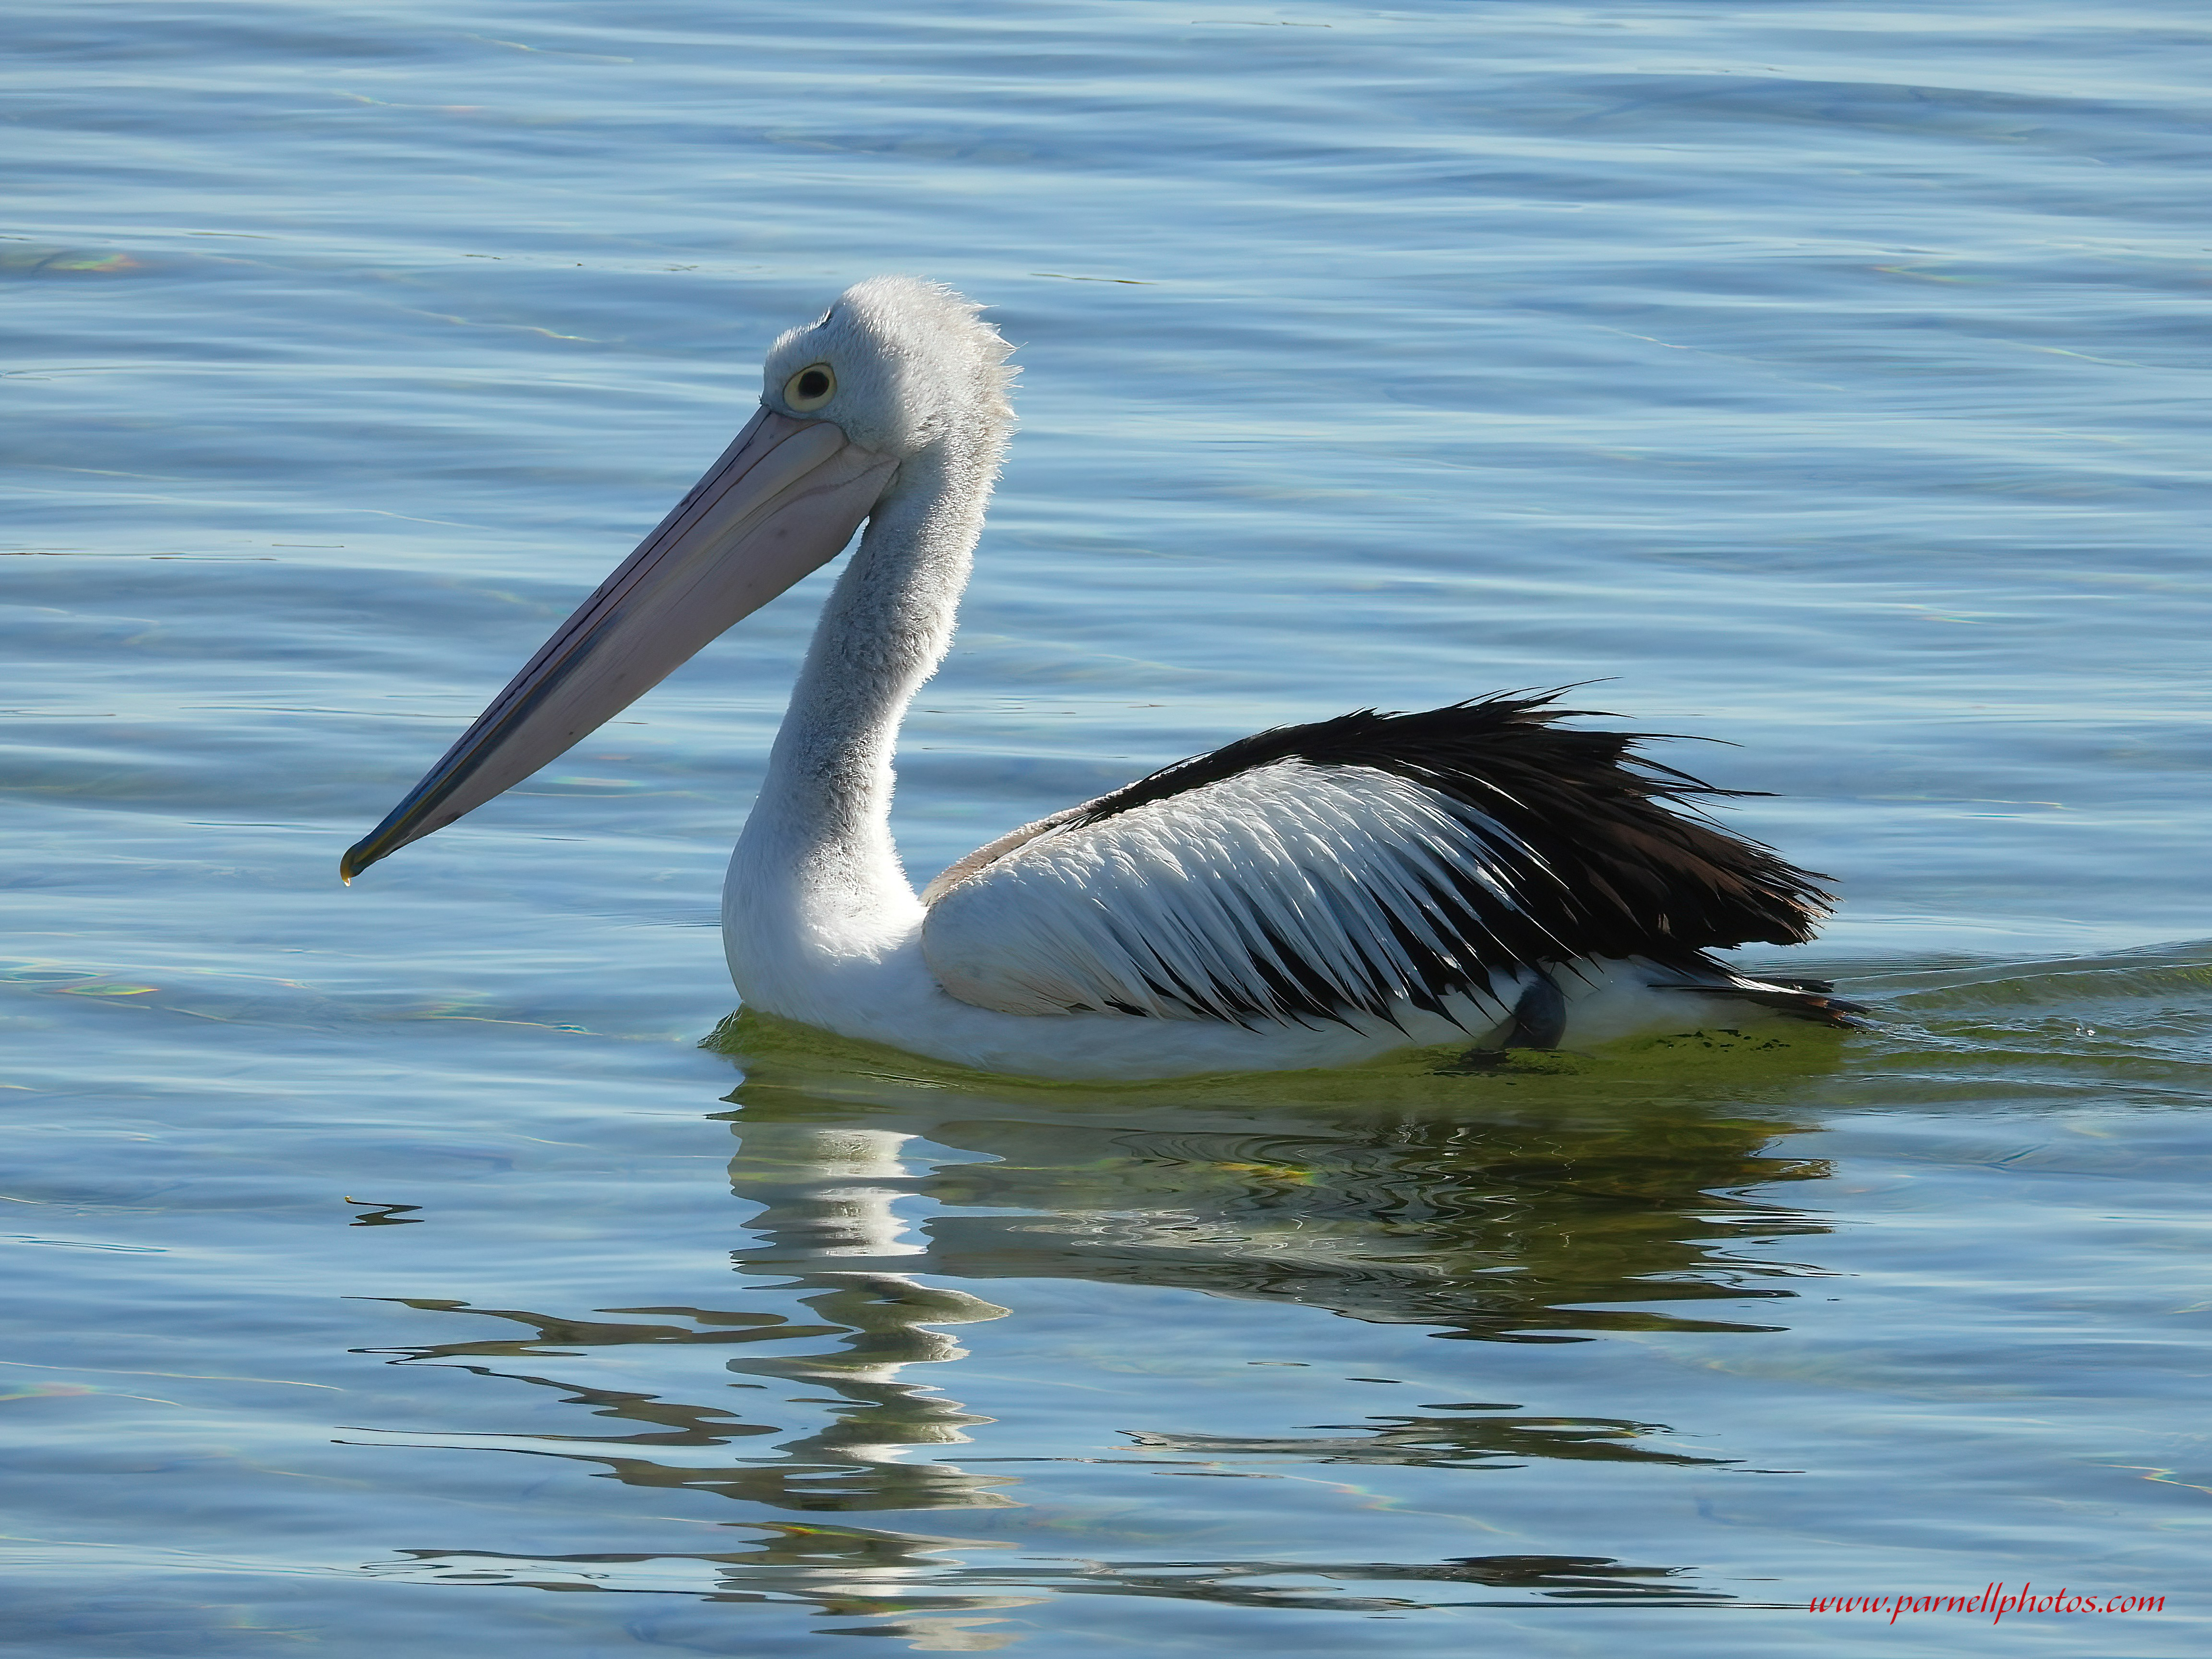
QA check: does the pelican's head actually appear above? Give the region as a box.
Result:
[760,276,1016,464]
[340,276,1012,882]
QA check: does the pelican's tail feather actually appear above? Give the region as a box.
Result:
[1653,969,1869,1029]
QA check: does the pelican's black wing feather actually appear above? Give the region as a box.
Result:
[1075,693,1832,958]
[921,693,1835,1028]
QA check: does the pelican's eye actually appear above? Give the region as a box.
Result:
[784,364,836,412]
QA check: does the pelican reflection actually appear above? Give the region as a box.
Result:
[354,1043,1840,1629]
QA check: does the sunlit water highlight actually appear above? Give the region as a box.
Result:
[4,2,2209,1653]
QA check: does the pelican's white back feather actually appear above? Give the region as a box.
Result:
[923,759,1542,1028]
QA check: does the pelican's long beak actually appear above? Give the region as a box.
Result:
[341,409,895,881]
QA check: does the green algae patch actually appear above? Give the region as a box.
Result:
[701,1004,1856,1118]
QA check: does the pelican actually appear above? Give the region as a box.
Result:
[344,277,1856,1080]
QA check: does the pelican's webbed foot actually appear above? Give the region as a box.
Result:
[1445,969,1566,1070]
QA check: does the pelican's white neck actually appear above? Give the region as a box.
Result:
[724,439,990,994]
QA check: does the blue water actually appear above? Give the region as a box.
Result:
[5,2,2209,1652]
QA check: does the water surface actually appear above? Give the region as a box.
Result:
[4,2,2209,1652]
